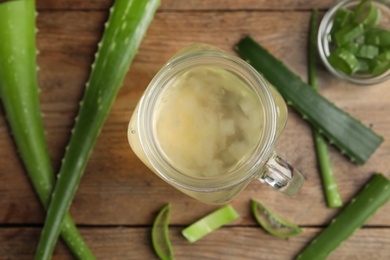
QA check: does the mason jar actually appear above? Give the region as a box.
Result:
[128,44,304,205]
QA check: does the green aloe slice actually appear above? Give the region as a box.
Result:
[182,205,239,243]
[369,50,390,75]
[334,23,365,47]
[353,0,378,26]
[152,204,174,260]
[34,0,160,259]
[357,59,370,73]
[296,173,390,260]
[365,28,390,46]
[330,8,353,36]
[327,48,360,74]
[235,36,383,165]
[251,200,302,238]
[368,7,382,28]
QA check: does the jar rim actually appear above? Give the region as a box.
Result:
[137,49,278,192]
[318,0,390,86]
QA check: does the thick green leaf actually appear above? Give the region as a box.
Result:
[34,0,160,259]
[0,1,95,259]
[235,36,383,165]
[296,173,390,259]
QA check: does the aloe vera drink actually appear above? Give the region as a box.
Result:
[128,45,294,204]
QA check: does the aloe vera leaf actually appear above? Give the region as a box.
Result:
[152,204,174,260]
[34,0,160,259]
[251,200,302,238]
[296,173,390,259]
[0,1,95,259]
[309,10,342,208]
[234,36,383,165]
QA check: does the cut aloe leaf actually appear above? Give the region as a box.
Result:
[369,50,390,75]
[296,173,390,260]
[344,42,359,53]
[182,205,239,243]
[355,44,379,59]
[327,48,360,74]
[369,7,382,28]
[251,200,302,238]
[334,23,365,47]
[330,8,353,36]
[353,0,378,26]
[152,204,174,260]
[0,1,95,259]
[357,59,370,73]
[235,36,383,165]
[365,28,390,46]
[34,0,160,259]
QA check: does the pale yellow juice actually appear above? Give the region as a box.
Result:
[155,66,263,178]
[128,65,287,204]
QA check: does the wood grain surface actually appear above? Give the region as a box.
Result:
[0,0,389,259]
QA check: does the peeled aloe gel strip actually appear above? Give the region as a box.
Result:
[0,1,95,259]
[34,0,160,259]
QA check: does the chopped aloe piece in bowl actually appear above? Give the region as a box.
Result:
[327,48,361,74]
[318,0,390,85]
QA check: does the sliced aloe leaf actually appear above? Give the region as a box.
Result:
[330,8,353,36]
[344,42,360,53]
[334,23,365,47]
[357,58,370,73]
[152,204,174,260]
[365,28,390,46]
[327,48,360,74]
[251,200,302,238]
[353,0,378,26]
[234,36,383,165]
[369,50,390,75]
[355,44,379,59]
[296,173,390,260]
[182,205,239,243]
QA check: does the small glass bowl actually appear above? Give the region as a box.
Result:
[318,0,390,86]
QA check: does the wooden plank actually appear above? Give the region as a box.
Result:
[0,9,389,228]
[34,0,338,11]
[0,226,389,259]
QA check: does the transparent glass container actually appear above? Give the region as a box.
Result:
[318,0,390,86]
[128,44,304,204]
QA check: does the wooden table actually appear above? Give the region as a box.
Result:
[1,0,389,259]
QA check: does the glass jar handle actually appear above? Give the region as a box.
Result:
[259,151,304,196]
